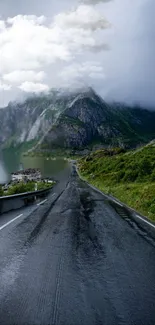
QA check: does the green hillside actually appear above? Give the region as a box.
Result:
[79,141,155,222]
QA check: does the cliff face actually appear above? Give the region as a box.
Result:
[39,89,155,150]
[0,90,78,147]
[39,90,110,149]
[0,87,155,151]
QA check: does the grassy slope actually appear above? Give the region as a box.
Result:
[78,143,155,222]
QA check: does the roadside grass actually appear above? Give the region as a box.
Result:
[78,144,155,222]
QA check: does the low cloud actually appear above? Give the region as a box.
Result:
[19,81,49,93]
[3,70,45,84]
[60,62,105,87]
[0,81,11,91]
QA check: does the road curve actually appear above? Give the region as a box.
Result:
[0,165,155,325]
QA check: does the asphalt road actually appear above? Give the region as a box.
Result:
[0,165,155,325]
[0,200,45,231]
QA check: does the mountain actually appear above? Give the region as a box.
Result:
[36,88,155,151]
[0,89,79,148]
[0,87,155,153]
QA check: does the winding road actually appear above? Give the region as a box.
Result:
[0,165,155,325]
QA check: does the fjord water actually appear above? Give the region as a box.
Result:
[0,149,68,184]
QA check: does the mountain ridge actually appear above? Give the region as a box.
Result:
[0,88,155,153]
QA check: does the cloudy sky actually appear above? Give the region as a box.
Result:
[0,0,154,107]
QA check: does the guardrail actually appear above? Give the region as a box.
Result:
[0,187,53,215]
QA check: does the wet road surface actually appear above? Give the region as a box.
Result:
[0,166,155,325]
[0,202,42,231]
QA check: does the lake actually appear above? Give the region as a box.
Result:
[0,150,68,184]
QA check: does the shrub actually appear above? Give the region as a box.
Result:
[116,171,125,182]
[151,169,155,182]
[149,203,155,214]
[6,183,33,195]
[5,181,52,196]
[123,169,139,182]
[0,186,4,196]
[138,158,152,176]
[115,162,125,171]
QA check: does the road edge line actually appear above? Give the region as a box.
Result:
[0,214,23,231]
[76,165,155,232]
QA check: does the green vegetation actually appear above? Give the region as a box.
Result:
[109,105,155,144]
[2,140,38,156]
[59,115,85,127]
[3,181,53,196]
[79,142,155,222]
[0,186,4,197]
[24,148,83,160]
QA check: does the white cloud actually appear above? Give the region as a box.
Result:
[0,2,110,103]
[3,70,45,84]
[60,62,105,86]
[7,15,46,25]
[80,0,111,4]
[53,4,110,31]
[19,82,49,93]
[0,14,71,76]
[0,0,154,107]
[0,6,108,78]
[0,81,11,91]
[0,20,5,31]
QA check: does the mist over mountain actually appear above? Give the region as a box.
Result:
[0,88,155,154]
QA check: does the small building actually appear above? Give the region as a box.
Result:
[11,168,41,182]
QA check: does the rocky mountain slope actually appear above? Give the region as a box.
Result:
[37,88,155,151]
[0,87,155,152]
[0,89,79,148]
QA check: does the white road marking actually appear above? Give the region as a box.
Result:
[37,199,48,206]
[135,214,155,229]
[112,199,123,207]
[37,193,55,206]
[0,193,55,231]
[0,214,23,231]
